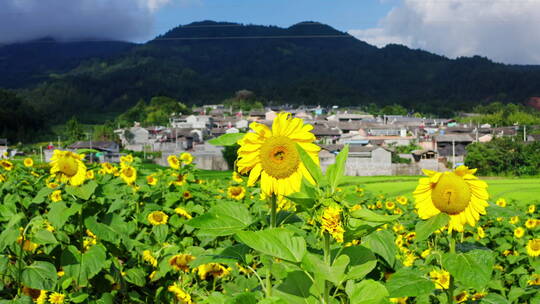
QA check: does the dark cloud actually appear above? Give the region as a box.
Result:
[0,0,164,43]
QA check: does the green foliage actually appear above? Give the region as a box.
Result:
[65,116,85,141]
[222,144,240,170]
[0,89,45,143]
[459,102,540,126]
[92,121,117,142]
[116,96,191,127]
[465,137,540,175]
[381,104,408,115]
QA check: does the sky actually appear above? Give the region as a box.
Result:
[1,0,540,65]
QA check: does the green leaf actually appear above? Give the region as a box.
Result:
[152,225,168,243]
[302,253,349,285]
[32,230,58,245]
[0,226,20,252]
[340,245,377,280]
[296,143,322,183]
[125,268,146,287]
[47,202,81,228]
[237,228,306,263]
[208,133,246,146]
[386,268,435,298]
[61,245,108,287]
[480,294,510,304]
[486,204,520,218]
[32,187,53,204]
[70,293,89,303]
[188,202,253,237]
[443,249,495,290]
[65,180,98,200]
[350,209,401,223]
[21,261,57,290]
[345,279,389,304]
[415,213,450,242]
[363,230,396,268]
[327,145,349,190]
[274,271,318,304]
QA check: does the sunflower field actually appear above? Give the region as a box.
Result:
[0,113,539,304]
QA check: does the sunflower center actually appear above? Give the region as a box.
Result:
[57,156,79,177]
[259,136,300,179]
[431,172,471,215]
[532,241,540,251]
[153,213,163,222]
[123,168,134,177]
[231,187,242,195]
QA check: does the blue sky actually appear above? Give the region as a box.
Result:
[152,0,398,38]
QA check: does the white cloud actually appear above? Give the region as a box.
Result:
[348,0,540,64]
[0,0,185,43]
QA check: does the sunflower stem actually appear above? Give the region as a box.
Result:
[447,232,456,304]
[323,232,331,304]
[269,195,277,228]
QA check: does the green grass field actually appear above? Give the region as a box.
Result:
[357,176,540,205]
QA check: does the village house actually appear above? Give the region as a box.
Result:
[68,141,120,163]
[0,138,8,158]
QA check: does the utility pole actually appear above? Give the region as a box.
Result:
[524,125,527,142]
[452,139,456,168]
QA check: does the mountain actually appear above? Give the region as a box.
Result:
[3,21,540,124]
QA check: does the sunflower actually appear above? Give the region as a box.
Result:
[193,263,231,280]
[168,282,193,304]
[86,170,94,179]
[421,249,431,259]
[148,211,168,226]
[528,274,540,286]
[48,292,65,304]
[169,254,196,272]
[120,166,137,185]
[142,250,158,267]
[236,112,320,200]
[1,160,14,171]
[0,174,5,183]
[49,150,87,186]
[50,190,62,202]
[174,207,192,219]
[529,205,536,214]
[146,175,158,186]
[385,201,396,210]
[101,162,115,174]
[232,171,243,183]
[168,155,180,169]
[430,269,450,289]
[413,166,489,232]
[496,198,507,207]
[320,205,345,243]
[471,292,487,300]
[227,186,246,200]
[23,158,34,167]
[527,239,540,257]
[180,152,193,165]
[356,187,365,196]
[120,154,134,164]
[525,219,538,229]
[389,297,408,304]
[455,291,469,303]
[403,253,417,267]
[514,227,525,238]
[476,226,485,239]
[396,196,408,205]
[510,216,519,225]
[182,190,192,200]
[171,173,186,186]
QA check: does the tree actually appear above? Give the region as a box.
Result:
[65,116,84,141]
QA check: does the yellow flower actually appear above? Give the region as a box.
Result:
[528,274,540,286]
[44,221,55,232]
[22,287,46,303]
[514,227,525,238]
[476,226,485,239]
[120,154,134,164]
[455,291,469,303]
[50,190,62,202]
[396,196,408,205]
[0,173,5,182]
[174,207,192,219]
[376,201,383,209]
[149,270,157,280]
[120,166,137,185]
[525,219,538,229]
[394,208,403,215]
[403,253,416,267]
[169,254,196,272]
[101,162,115,174]
[49,150,87,186]
[320,205,345,243]
[413,166,489,232]
[180,152,193,165]
[168,155,180,169]
[421,249,431,259]
[389,297,408,304]
[355,187,364,196]
[23,158,34,167]
[494,264,504,271]
[510,216,519,225]
[227,186,246,200]
[529,205,536,214]
[344,239,360,247]
[405,232,416,242]
[48,292,65,304]
[385,201,396,210]
[232,171,243,183]
[147,175,158,186]
[142,250,158,267]
[148,211,168,226]
[168,282,193,304]
[236,112,320,199]
[350,204,362,211]
[57,270,65,277]
[526,239,540,257]
[502,250,517,257]
[86,169,94,179]
[430,269,450,289]
[395,235,404,247]
[471,292,487,300]
[193,263,231,280]
[496,198,507,207]
[171,173,186,186]
[36,290,47,304]
[0,160,14,171]
[182,190,193,200]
